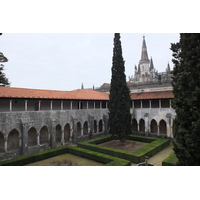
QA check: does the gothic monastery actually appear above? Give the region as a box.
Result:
[0,36,175,161]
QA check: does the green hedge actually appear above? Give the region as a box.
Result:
[78,135,170,163]
[162,153,178,166]
[0,144,131,166]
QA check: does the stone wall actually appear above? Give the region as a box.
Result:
[0,109,109,161]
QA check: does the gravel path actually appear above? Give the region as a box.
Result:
[132,143,174,166]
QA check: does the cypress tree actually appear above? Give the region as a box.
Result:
[171,33,200,165]
[0,34,10,87]
[109,33,131,143]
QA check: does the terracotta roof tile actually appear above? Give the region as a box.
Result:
[130,90,174,100]
[0,87,109,100]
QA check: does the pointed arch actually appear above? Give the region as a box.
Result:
[159,119,167,134]
[28,127,37,147]
[150,119,158,134]
[64,123,71,143]
[0,131,4,153]
[83,121,88,135]
[8,129,20,151]
[94,120,97,133]
[99,119,103,132]
[139,118,145,132]
[132,118,138,132]
[56,124,62,146]
[40,126,49,145]
[77,122,81,137]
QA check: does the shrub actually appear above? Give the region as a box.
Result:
[162,153,178,166]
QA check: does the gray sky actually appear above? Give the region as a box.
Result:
[0,33,179,91]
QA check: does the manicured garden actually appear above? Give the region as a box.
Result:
[0,134,172,166]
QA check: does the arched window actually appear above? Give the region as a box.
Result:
[64,123,70,143]
[139,119,145,133]
[150,119,158,134]
[132,119,138,132]
[56,124,62,146]
[77,122,81,136]
[99,119,103,132]
[159,120,167,134]
[28,127,37,147]
[40,126,49,145]
[0,132,4,153]
[94,120,97,133]
[83,121,88,135]
[8,129,20,151]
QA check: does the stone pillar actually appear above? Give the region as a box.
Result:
[37,132,40,146]
[72,115,78,144]
[25,100,28,111]
[166,113,172,137]
[106,101,108,109]
[50,100,53,110]
[144,113,149,135]
[100,101,102,109]
[21,119,28,155]
[61,128,65,145]
[81,127,83,136]
[78,101,81,110]
[94,101,96,109]
[9,100,12,112]
[38,100,41,111]
[4,137,8,152]
[103,114,108,135]
[132,101,134,109]
[159,100,161,109]
[87,101,89,109]
[169,99,172,108]
[50,118,56,148]
[61,101,63,110]
[70,101,73,110]
[69,128,73,143]
[90,115,94,138]
[140,101,143,109]
[149,100,151,108]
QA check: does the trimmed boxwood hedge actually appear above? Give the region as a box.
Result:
[162,153,178,166]
[77,135,170,163]
[0,144,131,166]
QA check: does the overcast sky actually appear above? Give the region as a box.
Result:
[0,33,179,91]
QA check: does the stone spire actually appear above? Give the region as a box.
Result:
[150,57,154,70]
[140,36,149,61]
[166,62,171,72]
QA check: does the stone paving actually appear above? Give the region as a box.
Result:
[132,143,174,166]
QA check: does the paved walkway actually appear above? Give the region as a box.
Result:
[132,143,174,166]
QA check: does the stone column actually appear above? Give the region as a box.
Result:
[169,99,172,108]
[140,101,143,109]
[38,100,41,111]
[72,115,78,144]
[69,128,73,143]
[166,113,171,137]
[144,113,149,135]
[94,101,96,109]
[106,101,108,109]
[9,100,12,112]
[70,101,73,110]
[87,101,89,109]
[21,119,28,155]
[50,118,56,148]
[90,115,94,138]
[61,101,63,110]
[100,101,102,109]
[61,128,65,145]
[81,127,83,136]
[50,100,53,110]
[4,137,8,152]
[25,100,28,111]
[37,132,40,146]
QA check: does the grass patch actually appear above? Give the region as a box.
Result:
[162,152,178,166]
[0,144,131,166]
[77,135,170,163]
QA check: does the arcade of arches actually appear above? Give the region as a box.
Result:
[132,118,169,135]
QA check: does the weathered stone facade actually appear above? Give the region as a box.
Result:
[0,100,109,161]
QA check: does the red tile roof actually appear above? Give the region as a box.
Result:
[0,87,174,101]
[130,90,174,100]
[0,87,109,100]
